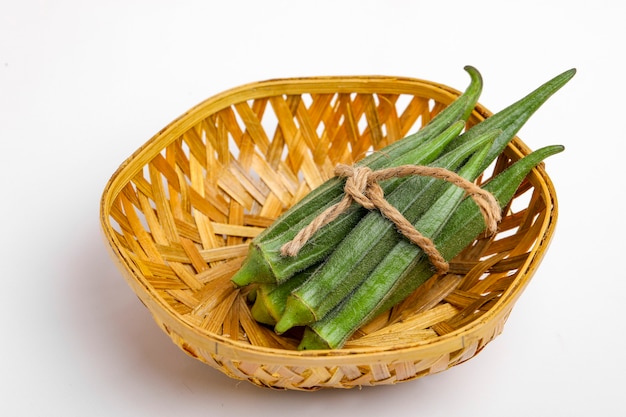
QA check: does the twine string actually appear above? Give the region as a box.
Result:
[280,163,502,274]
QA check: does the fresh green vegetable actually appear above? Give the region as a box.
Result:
[230,67,484,287]
[273,128,500,334]
[299,144,565,350]
[250,269,311,326]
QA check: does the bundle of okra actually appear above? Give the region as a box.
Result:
[231,66,575,350]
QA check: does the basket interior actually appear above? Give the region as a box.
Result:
[101,78,553,359]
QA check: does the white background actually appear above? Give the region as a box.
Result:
[2,1,624,415]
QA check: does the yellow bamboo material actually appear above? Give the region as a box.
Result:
[100,75,558,390]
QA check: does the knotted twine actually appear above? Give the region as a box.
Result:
[280,164,502,274]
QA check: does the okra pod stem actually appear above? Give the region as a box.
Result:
[250,269,312,326]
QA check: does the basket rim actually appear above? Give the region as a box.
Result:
[99,75,558,366]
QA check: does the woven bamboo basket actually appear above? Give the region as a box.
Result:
[100,75,558,390]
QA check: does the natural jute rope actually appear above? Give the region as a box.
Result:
[280,164,502,274]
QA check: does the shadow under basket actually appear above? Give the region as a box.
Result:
[100,75,558,390]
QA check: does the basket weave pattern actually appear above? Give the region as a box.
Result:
[100,76,557,390]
